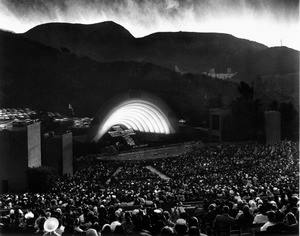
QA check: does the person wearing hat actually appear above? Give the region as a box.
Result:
[160,226,174,235]
[24,209,35,234]
[43,217,60,236]
[110,220,121,232]
[174,218,188,236]
[86,228,99,236]
[101,224,112,236]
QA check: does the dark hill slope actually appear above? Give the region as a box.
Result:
[23,21,299,109]
[24,21,135,62]
[24,22,271,75]
[252,47,299,75]
[136,32,268,74]
[231,46,299,108]
[24,21,134,46]
[0,30,238,122]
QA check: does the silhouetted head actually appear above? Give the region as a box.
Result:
[222,205,229,214]
[266,211,276,223]
[283,212,298,226]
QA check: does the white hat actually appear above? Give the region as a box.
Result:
[132,209,139,215]
[101,224,111,231]
[25,211,34,219]
[55,208,62,214]
[110,221,121,231]
[176,219,187,225]
[44,217,59,232]
[154,209,162,214]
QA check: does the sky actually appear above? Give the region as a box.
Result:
[0,0,299,50]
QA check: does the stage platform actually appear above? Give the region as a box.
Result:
[94,141,203,161]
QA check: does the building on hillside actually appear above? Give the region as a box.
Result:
[203,68,237,80]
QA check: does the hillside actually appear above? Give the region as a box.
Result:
[0,30,238,123]
[22,21,300,111]
[24,21,272,75]
[24,22,299,76]
[23,22,299,104]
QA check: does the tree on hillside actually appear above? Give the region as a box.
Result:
[280,102,297,123]
[269,100,279,111]
[36,109,55,132]
[230,82,264,141]
[237,81,254,101]
[279,102,298,140]
[206,93,224,109]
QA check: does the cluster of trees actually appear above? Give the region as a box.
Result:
[221,82,298,141]
[269,100,298,141]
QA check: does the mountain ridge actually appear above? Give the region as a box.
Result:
[24,21,295,76]
[0,29,239,122]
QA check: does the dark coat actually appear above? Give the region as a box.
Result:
[214,214,236,236]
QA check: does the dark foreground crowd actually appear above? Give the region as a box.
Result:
[0,141,299,235]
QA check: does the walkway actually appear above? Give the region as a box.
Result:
[146,166,171,180]
[106,167,122,184]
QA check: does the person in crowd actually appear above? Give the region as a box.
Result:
[131,214,151,236]
[86,228,99,236]
[101,224,112,236]
[74,218,85,234]
[163,211,175,228]
[248,200,258,215]
[121,212,135,234]
[236,205,254,227]
[260,210,276,231]
[43,217,60,236]
[188,217,207,236]
[205,204,217,234]
[0,141,298,235]
[253,205,268,224]
[213,205,235,236]
[160,226,174,235]
[267,212,299,234]
[174,219,188,236]
[36,217,46,234]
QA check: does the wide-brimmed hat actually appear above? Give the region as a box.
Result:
[110,221,121,231]
[25,211,34,219]
[154,209,162,214]
[44,217,59,232]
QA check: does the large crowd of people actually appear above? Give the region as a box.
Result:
[0,140,299,235]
